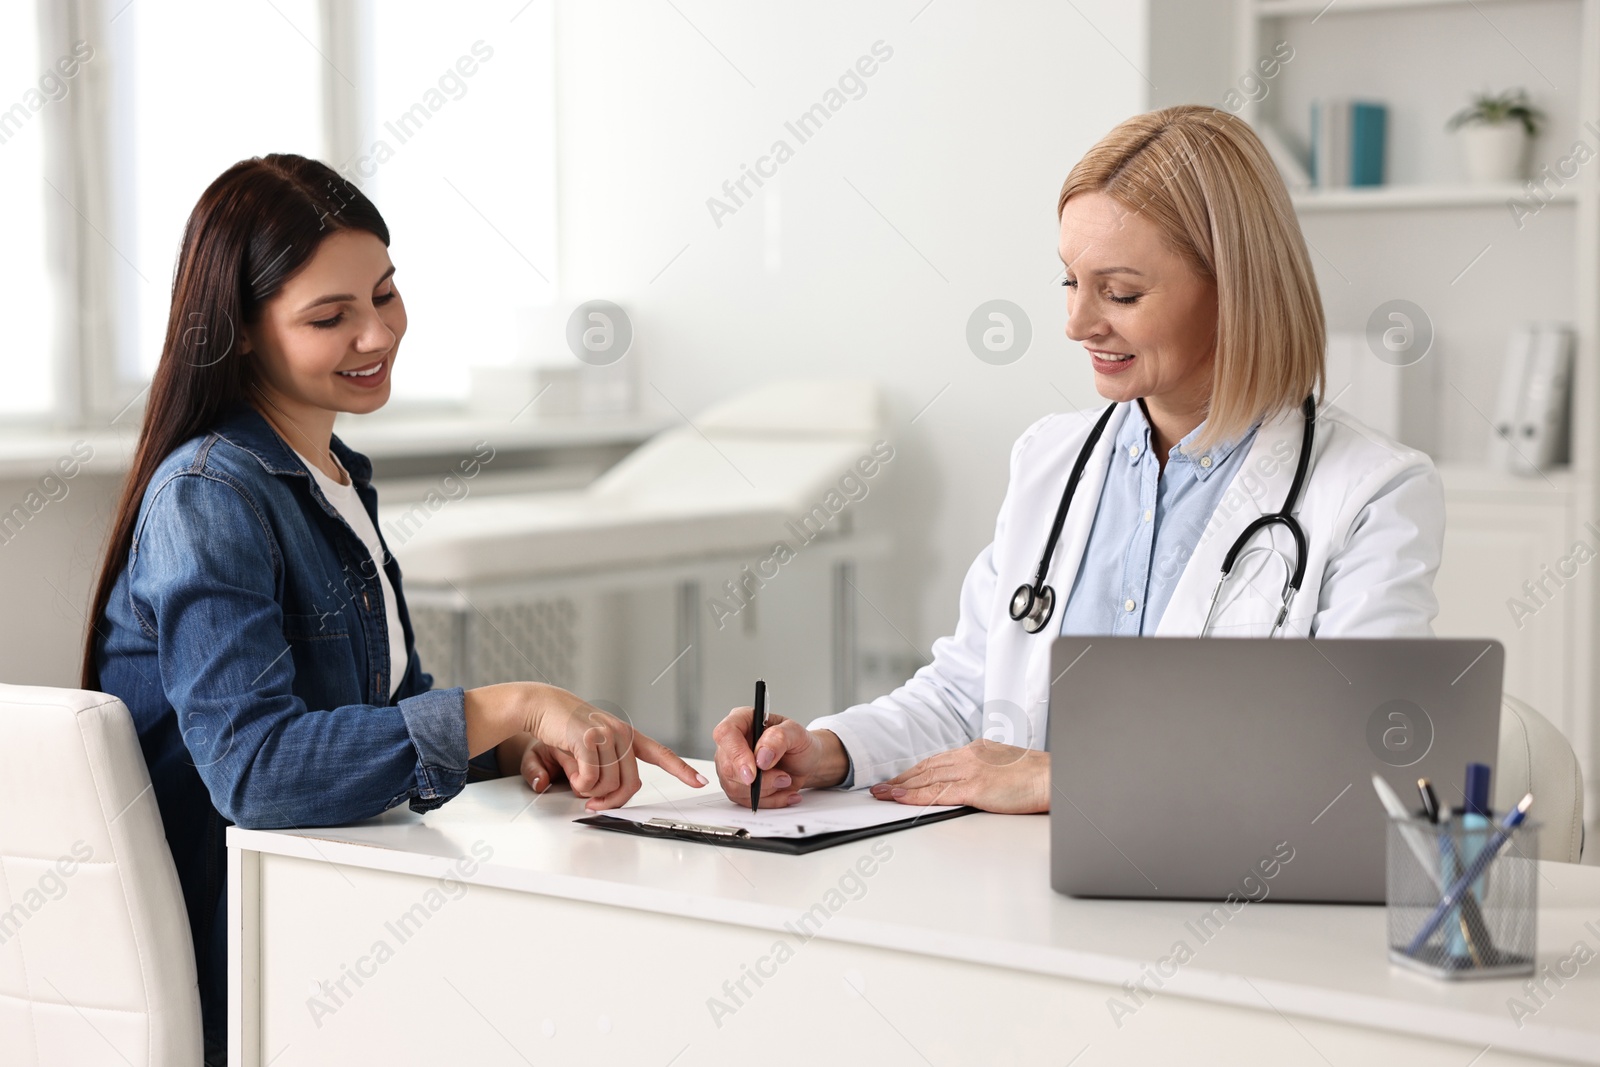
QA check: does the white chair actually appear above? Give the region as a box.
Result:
[1496,694,1585,863]
[0,684,201,1066]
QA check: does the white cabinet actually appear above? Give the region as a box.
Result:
[1434,466,1575,735]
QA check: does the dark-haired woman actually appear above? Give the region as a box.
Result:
[85,155,707,1063]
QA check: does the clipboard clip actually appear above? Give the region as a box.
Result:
[645,817,752,839]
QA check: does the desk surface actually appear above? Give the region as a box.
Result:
[229,761,1600,1063]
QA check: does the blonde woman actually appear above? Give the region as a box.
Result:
[710,105,1445,814]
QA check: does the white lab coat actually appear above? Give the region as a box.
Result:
[809,400,1446,787]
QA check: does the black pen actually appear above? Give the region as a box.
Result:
[749,679,767,813]
[1417,778,1441,824]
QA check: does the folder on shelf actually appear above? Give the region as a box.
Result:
[576,789,976,854]
[1519,324,1575,473]
[1490,324,1538,472]
[1491,323,1574,475]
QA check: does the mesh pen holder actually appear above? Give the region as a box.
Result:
[1386,815,1539,980]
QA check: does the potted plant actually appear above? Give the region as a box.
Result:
[1446,89,1545,184]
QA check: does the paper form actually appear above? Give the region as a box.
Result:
[590,788,964,838]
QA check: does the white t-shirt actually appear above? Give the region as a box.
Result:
[292,446,408,698]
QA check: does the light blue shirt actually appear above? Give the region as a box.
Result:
[1059,401,1260,636]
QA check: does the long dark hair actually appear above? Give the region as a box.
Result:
[82,154,390,689]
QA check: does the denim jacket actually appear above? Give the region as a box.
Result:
[94,405,496,1041]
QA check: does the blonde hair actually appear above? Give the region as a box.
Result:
[1057,105,1325,453]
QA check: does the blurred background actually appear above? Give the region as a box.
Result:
[0,0,1596,841]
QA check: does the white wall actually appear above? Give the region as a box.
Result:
[553,0,1149,733]
[0,471,120,688]
[1147,0,1233,111]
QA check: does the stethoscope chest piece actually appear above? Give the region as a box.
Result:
[1009,582,1055,634]
[1009,395,1317,639]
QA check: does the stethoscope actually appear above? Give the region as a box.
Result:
[1008,395,1317,638]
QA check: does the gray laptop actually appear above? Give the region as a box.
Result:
[1048,637,1503,904]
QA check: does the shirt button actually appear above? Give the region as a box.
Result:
[1128,445,1140,460]
[1200,455,1213,468]
[1124,598,1137,612]
[1143,508,1153,523]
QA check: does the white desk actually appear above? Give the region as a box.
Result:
[229,762,1600,1065]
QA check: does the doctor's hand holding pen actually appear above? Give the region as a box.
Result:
[711,705,1049,813]
[711,706,849,808]
[465,682,708,811]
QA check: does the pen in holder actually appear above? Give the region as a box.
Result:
[1386,813,1539,979]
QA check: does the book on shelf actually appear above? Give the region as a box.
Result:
[1310,99,1387,188]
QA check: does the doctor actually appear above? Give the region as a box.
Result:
[711,104,1445,814]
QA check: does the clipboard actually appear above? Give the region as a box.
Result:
[575,804,978,855]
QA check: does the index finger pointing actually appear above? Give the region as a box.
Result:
[633,731,708,787]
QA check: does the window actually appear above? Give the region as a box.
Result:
[1,0,558,425]
[0,1,58,417]
[105,0,326,386]
[355,0,558,403]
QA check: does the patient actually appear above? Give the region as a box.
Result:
[82,154,706,1063]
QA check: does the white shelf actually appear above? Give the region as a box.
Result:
[1291,182,1580,211]
[1256,0,1564,16]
